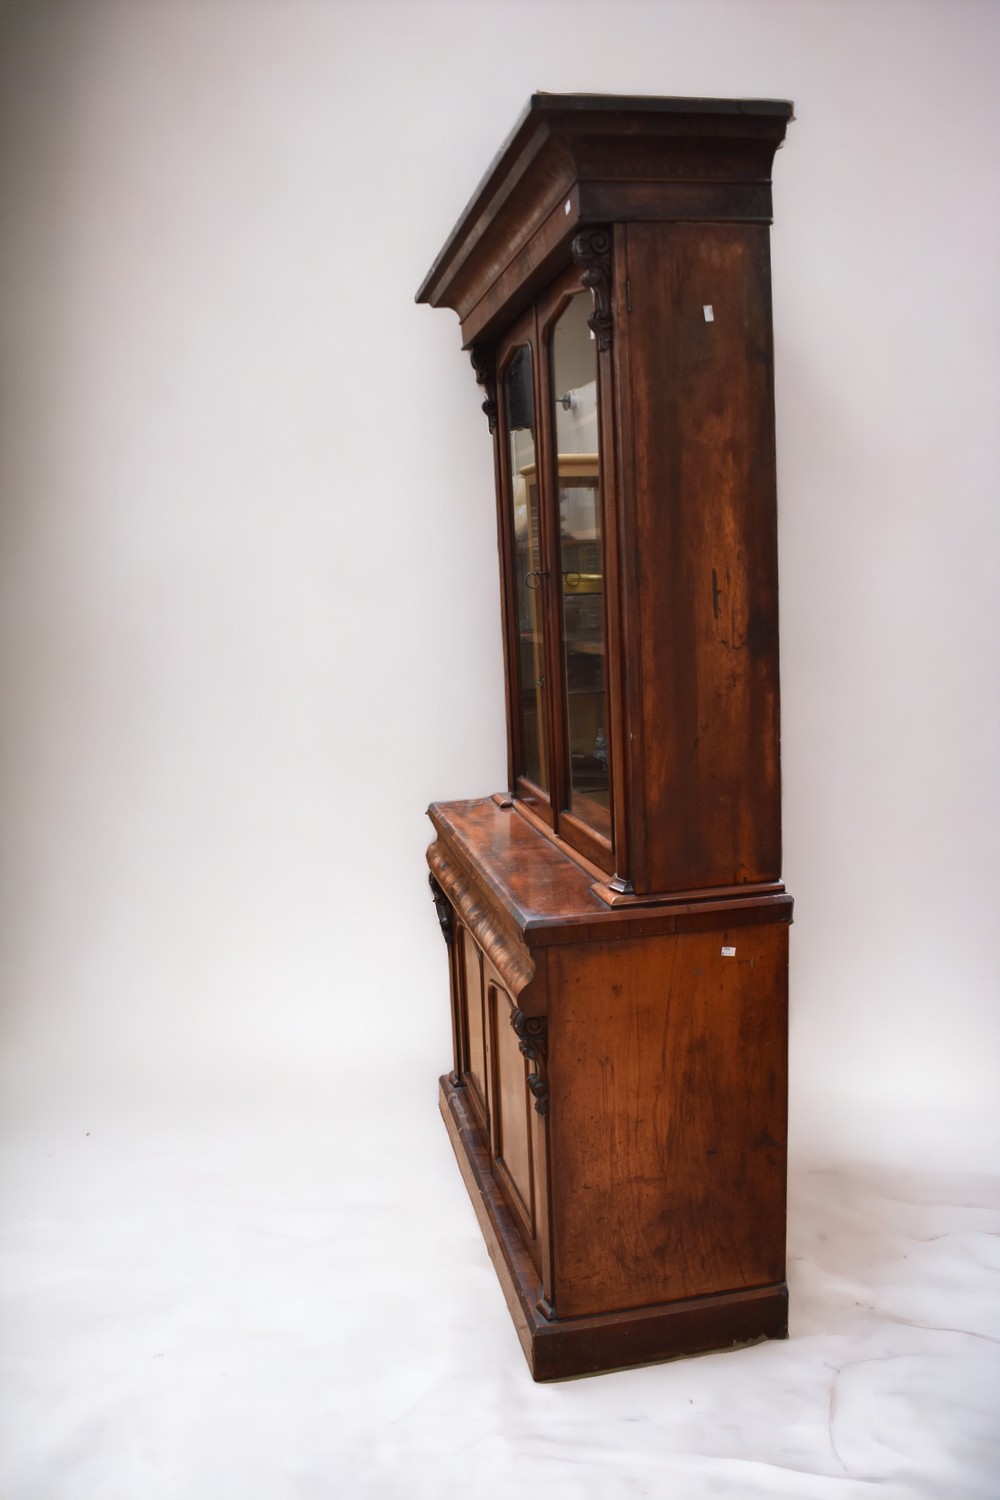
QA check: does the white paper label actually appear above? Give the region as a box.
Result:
[703,304,714,322]
[565,199,572,215]
[721,946,736,957]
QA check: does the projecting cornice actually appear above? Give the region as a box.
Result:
[415,93,792,347]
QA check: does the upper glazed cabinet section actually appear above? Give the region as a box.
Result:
[415,94,792,348]
[417,95,792,899]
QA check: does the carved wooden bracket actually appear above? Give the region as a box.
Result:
[428,872,454,946]
[571,228,613,351]
[511,1009,549,1116]
[469,344,498,433]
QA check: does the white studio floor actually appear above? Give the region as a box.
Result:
[1,1087,997,1500]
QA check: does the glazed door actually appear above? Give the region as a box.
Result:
[496,270,619,876]
[543,280,613,863]
[498,319,554,825]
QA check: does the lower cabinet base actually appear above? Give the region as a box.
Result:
[440,1075,788,1382]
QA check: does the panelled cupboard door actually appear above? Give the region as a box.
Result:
[458,924,489,1133]
[452,924,550,1281]
[488,975,537,1242]
[485,961,551,1283]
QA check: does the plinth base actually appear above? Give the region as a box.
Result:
[440,1076,788,1381]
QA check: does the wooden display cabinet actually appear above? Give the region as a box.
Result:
[417,94,794,1380]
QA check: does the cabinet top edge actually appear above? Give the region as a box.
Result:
[415,93,794,309]
[427,797,793,944]
[525,92,794,118]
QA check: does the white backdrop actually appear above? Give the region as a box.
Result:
[3,0,997,1168]
[1,2,998,1495]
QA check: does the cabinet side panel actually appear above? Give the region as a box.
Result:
[626,222,781,893]
[548,927,787,1318]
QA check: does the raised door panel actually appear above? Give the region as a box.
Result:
[486,967,541,1267]
[459,925,489,1132]
[547,924,787,1318]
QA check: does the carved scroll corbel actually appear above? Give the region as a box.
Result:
[469,344,498,433]
[428,873,454,946]
[511,1009,549,1116]
[571,228,613,352]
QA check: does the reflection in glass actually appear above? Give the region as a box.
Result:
[506,346,548,791]
[552,295,610,837]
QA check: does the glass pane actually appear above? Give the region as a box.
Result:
[552,295,610,837]
[506,345,548,791]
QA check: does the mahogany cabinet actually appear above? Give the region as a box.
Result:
[417,94,794,1380]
